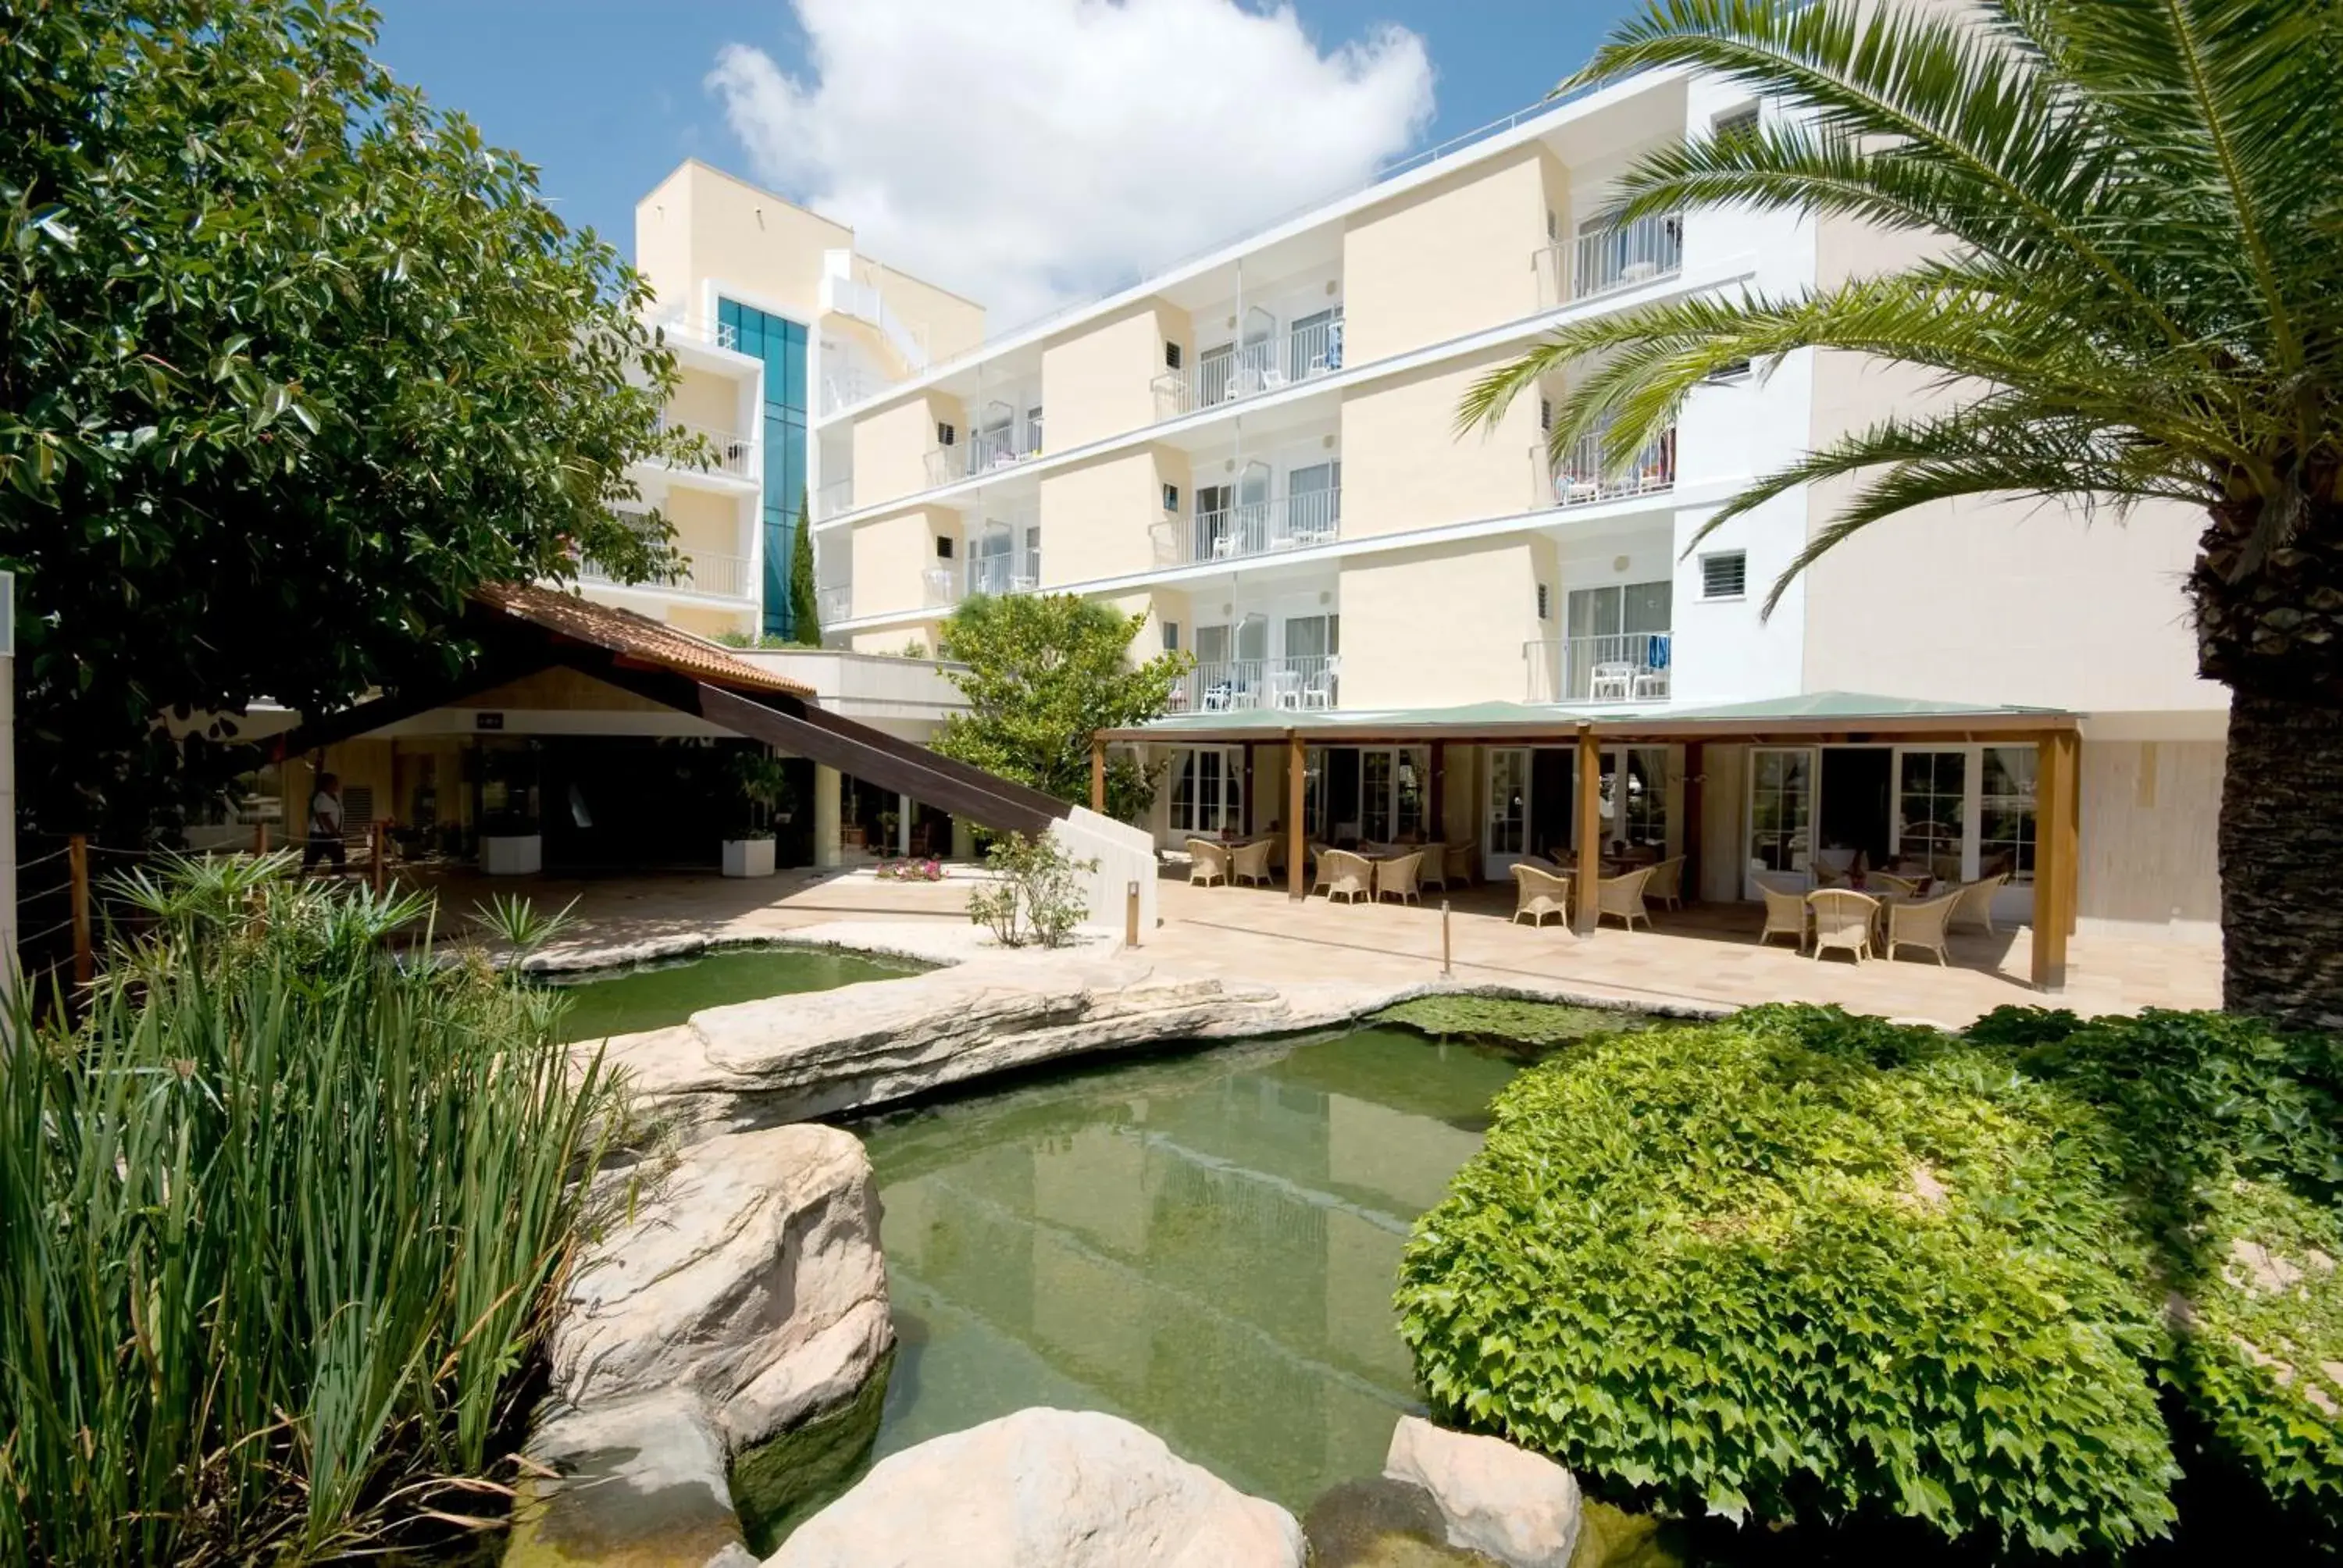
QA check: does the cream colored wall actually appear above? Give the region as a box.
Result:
[1040,302,1186,452]
[1338,538,1542,708]
[1341,144,1547,365]
[1699,745,1748,903]
[667,366,747,432]
[851,508,952,618]
[868,261,988,361]
[1038,451,1164,585]
[1802,212,2221,717]
[851,393,962,511]
[1340,352,1542,538]
[634,160,847,322]
[663,487,744,555]
[666,604,745,640]
[2078,739,2222,940]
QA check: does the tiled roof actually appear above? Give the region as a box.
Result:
[470,583,813,698]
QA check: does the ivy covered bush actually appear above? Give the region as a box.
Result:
[1396,1001,2343,1556]
[1396,1005,2179,1556]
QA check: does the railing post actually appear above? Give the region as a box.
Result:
[1125,880,1140,949]
[68,834,91,986]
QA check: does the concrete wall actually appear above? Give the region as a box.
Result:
[635,160,846,323]
[1041,301,1187,452]
[851,507,955,619]
[851,393,964,512]
[1040,450,1164,585]
[1050,807,1160,939]
[2078,737,2223,943]
[1342,144,1548,364]
[1339,353,1540,538]
[1339,538,1543,708]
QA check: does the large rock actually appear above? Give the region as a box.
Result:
[551,1124,890,1451]
[1382,1416,1582,1568]
[511,1125,892,1567]
[765,1407,1307,1568]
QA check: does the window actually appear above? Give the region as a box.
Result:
[1713,102,1761,143]
[1897,750,1967,873]
[1564,581,1672,700]
[1163,621,1179,652]
[1198,342,1235,406]
[1536,583,1550,620]
[1704,358,1753,383]
[1539,396,1553,433]
[1162,482,1181,513]
[719,298,808,639]
[934,535,954,560]
[1980,745,2038,884]
[936,422,956,447]
[1022,525,1041,585]
[1164,341,1182,370]
[1169,747,1242,835]
[1701,551,1748,600]
[1025,405,1044,453]
[1360,748,1426,843]
[1286,461,1339,539]
[1748,747,1813,875]
[1289,306,1343,378]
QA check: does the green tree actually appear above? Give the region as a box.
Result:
[932,593,1189,821]
[1463,0,2343,1030]
[1,0,689,836]
[788,488,822,645]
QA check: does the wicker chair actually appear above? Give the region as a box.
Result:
[1320,849,1375,905]
[1443,839,1478,887]
[1949,872,2009,935]
[1886,890,1961,964]
[1510,862,1573,928]
[1418,842,1450,893]
[1376,850,1425,905]
[1759,883,1808,952]
[1807,889,1880,964]
[1867,871,1920,898]
[1229,838,1275,888]
[1597,864,1658,932]
[1308,843,1335,896]
[1646,854,1687,911]
[1186,838,1229,887]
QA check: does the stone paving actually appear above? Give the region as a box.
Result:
[419,861,2220,1033]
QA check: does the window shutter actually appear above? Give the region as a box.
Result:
[1701,551,1748,599]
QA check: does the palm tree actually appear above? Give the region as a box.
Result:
[1466,0,2343,1028]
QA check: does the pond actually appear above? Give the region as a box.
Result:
[851,1025,1523,1516]
[545,945,927,1042]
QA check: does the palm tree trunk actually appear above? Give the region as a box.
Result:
[2218,687,2343,1030]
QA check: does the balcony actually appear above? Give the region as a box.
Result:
[1160,486,1341,566]
[1525,633,1671,705]
[579,550,754,603]
[818,584,854,625]
[968,553,1040,597]
[923,426,1042,487]
[1172,655,1340,713]
[652,419,758,483]
[922,565,961,608]
[1151,315,1344,422]
[813,477,854,522]
[648,312,740,352]
[1535,424,1676,509]
[1532,210,1685,309]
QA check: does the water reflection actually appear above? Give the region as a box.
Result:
[856,1028,1521,1511]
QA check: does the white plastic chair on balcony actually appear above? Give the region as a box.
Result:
[1588,662,1636,702]
[1200,681,1236,712]
[1300,659,1338,710]
[1265,668,1303,711]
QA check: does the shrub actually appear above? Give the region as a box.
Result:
[1396,1004,2177,1556]
[1985,1007,2343,1531]
[0,857,626,1563]
[1374,995,1649,1057]
[966,832,1095,949]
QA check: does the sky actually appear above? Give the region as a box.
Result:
[373,0,1650,328]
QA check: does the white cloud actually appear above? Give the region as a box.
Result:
[708,0,1435,329]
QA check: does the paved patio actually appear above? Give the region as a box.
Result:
[412,862,2220,1032]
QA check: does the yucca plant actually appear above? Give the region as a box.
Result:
[1464,0,2343,1028]
[0,860,624,1563]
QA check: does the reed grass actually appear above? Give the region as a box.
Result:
[0,855,624,1563]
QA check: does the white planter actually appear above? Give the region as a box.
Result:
[722,837,776,878]
[480,833,543,877]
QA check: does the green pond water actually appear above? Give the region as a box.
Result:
[850,1026,1521,1516]
[546,946,924,1042]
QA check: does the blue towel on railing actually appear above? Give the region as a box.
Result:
[1645,633,1672,670]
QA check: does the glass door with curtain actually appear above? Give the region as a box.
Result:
[1597,747,1671,858]
[969,524,1015,597]
[1020,524,1042,590]
[1232,613,1268,708]
[1193,622,1233,710]
[1485,747,1530,878]
[1746,747,1815,895]
[1894,749,1968,882]
[1235,460,1271,555]
[1565,582,1674,701]
[1236,305,1275,393]
[1282,613,1338,709]
[1286,460,1339,544]
[1195,483,1232,561]
[1199,342,1235,408]
[1168,747,1243,837]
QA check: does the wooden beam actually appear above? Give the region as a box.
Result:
[1286,732,1307,900]
[2061,729,2081,936]
[1090,737,1107,814]
[1576,728,1603,933]
[1428,739,1446,846]
[2031,729,2076,991]
[1682,740,1704,903]
[1243,743,1257,836]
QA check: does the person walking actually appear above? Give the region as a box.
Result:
[304,772,347,873]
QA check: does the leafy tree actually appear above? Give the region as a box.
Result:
[788,488,821,645]
[0,0,689,836]
[1461,0,2343,1029]
[932,593,1189,821]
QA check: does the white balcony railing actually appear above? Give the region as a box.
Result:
[1166,487,1342,565]
[922,565,961,608]
[1173,655,1340,713]
[1533,210,1685,309]
[813,477,854,521]
[1151,318,1345,422]
[968,554,1039,597]
[654,419,758,482]
[578,550,754,603]
[1536,425,1676,509]
[649,313,740,352]
[1525,633,1672,705]
[922,429,1042,488]
[818,584,853,624]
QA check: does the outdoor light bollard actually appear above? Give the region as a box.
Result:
[1441,898,1453,978]
[1125,879,1140,949]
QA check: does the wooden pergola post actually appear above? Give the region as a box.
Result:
[1428,739,1446,846]
[2031,728,2077,991]
[1286,732,1307,900]
[1575,727,1603,933]
[2061,729,2081,937]
[1681,740,1705,904]
[1089,736,1107,814]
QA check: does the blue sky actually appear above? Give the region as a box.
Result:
[373,1,1649,321]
